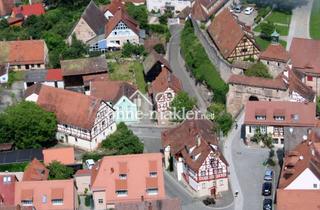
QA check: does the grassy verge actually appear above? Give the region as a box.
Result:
[255,37,287,50]
[180,20,228,104]
[265,11,292,25]
[0,162,28,172]
[108,61,147,93]
[254,24,289,36]
[310,0,320,39]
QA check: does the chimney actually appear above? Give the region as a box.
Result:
[141,196,144,201]
[110,167,114,173]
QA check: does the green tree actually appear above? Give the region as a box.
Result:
[125,3,148,29]
[47,161,74,180]
[153,43,165,54]
[61,34,88,60]
[207,103,233,136]
[245,62,272,78]
[260,21,275,40]
[0,101,57,149]
[122,43,145,57]
[170,91,196,121]
[159,10,173,25]
[0,19,9,30]
[101,122,144,155]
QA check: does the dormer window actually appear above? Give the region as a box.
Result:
[149,172,157,177]
[255,115,266,120]
[274,116,285,121]
[119,174,127,180]
[3,176,11,183]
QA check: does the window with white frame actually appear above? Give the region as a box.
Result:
[52,199,63,205]
[149,172,157,177]
[116,190,128,197]
[146,188,158,195]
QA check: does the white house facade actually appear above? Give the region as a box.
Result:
[147,0,191,13]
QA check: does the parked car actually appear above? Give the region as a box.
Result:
[203,197,216,206]
[244,7,254,15]
[262,182,272,196]
[264,169,273,181]
[234,5,242,13]
[263,198,272,210]
[85,159,95,169]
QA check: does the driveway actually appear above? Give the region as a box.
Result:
[286,0,313,50]
[168,24,208,113]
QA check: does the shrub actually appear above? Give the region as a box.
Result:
[122,43,145,57]
[85,195,91,207]
[180,20,228,104]
[245,62,272,78]
[153,43,166,54]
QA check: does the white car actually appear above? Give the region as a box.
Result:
[85,159,95,169]
[244,7,254,15]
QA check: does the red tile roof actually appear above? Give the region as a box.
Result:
[0,0,15,16]
[277,189,320,210]
[105,8,139,37]
[45,69,62,81]
[43,147,75,165]
[114,198,182,210]
[36,85,109,130]
[191,0,209,22]
[228,74,287,90]
[162,120,228,171]
[0,175,17,206]
[0,40,46,65]
[74,169,92,177]
[90,80,137,103]
[22,159,49,181]
[14,179,76,210]
[244,101,317,127]
[207,9,247,59]
[149,67,182,94]
[260,44,290,62]
[12,3,45,17]
[289,38,320,74]
[103,0,124,14]
[91,153,165,203]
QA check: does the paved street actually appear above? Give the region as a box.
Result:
[168,24,208,113]
[286,0,313,50]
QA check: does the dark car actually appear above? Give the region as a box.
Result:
[202,197,215,206]
[262,182,272,196]
[263,198,272,210]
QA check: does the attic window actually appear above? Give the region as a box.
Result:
[274,116,285,121]
[291,114,299,121]
[255,115,266,120]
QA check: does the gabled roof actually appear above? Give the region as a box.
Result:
[36,85,109,130]
[24,83,42,99]
[14,179,75,210]
[162,119,227,171]
[105,8,139,37]
[207,9,247,59]
[149,67,182,94]
[143,50,171,75]
[244,101,317,127]
[0,174,17,206]
[61,56,108,76]
[25,69,47,83]
[22,159,49,181]
[289,38,320,74]
[103,0,124,15]
[12,3,45,17]
[278,131,320,189]
[90,80,137,104]
[0,40,46,65]
[191,0,208,22]
[260,44,290,62]
[43,147,75,165]
[228,74,287,90]
[90,153,165,202]
[178,6,191,19]
[81,0,106,35]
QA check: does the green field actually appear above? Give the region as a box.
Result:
[265,11,292,25]
[310,0,320,39]
[108,61,147,93]
[254,24,289,36]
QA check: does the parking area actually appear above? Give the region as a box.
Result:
[234,9,257,27]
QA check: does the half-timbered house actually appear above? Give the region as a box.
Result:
[25,85,116,151]
[207,9,260,62]
[162,120,229,197]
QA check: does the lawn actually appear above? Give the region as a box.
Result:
[8,71,25,86]
[265,11,292,25]
[108,61,147,93]
[310,0,320,39]
[255,37,287,50]
[254,24,289,36]
[0,162,28,172]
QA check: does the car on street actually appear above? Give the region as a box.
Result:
[262,182,272,196]
[264,169,273,181]
[263,198,272,210]
[234,5,242,13]
[203,197,215,206]
[244,7,254,15]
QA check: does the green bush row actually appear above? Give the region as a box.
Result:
[254,6,272,23]
[180,20,228,104]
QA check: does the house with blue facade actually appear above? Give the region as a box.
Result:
[89,80,152,124]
